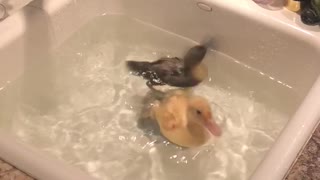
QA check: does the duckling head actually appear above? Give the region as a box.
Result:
[188,96,222,137]
[153,91,222,148]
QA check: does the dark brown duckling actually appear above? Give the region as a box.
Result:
[126,40,213,89]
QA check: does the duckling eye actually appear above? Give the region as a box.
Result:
[196,109,202,115]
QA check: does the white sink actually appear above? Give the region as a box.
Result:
[0,0,320,180]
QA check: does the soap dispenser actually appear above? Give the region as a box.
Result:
[285,0,301,12]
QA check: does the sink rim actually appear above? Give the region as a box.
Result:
[0,0,320,180]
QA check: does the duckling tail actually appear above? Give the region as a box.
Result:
[126,61,151,75]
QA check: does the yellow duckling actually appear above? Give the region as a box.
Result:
[150,90,222,148]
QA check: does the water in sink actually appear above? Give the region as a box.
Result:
[0,15,293,180]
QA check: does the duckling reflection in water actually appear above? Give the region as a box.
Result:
[126,39,213,90]
[138,88,222,148]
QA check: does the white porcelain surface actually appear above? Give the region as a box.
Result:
[0,0,320,180]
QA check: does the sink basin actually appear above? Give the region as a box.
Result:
[0,0,320,180]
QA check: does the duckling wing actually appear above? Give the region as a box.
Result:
[147,57,185,85]
[161,74,202,87]
[149,57,184,76]
[126,58,184,85]
[151,57,206,87]
[153,94,188,130]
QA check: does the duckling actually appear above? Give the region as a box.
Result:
[150,89,222,148]
[126,40,213,89]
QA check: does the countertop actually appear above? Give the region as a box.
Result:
[285,124,320,180]
[0,125,320,180]
[0,159,33,180]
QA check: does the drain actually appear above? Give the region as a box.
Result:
[197,2,212,12]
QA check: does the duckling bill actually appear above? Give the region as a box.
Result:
[126,40,213,89]
[150,89,222,148]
